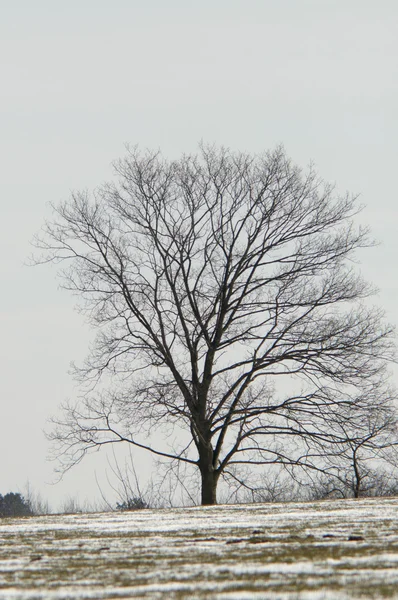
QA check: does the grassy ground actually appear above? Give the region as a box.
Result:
[0,497,398,599]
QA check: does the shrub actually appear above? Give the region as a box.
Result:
[116,496,149,511]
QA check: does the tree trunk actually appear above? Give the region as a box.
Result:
[200,465,218,505]
[198,439,219,505]
[352,452,361,498]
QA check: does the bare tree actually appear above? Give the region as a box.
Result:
[23,482,51,516]
[306,382,398,499]
[34,144,396,505]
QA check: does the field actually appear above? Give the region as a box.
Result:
[0,497,398,599]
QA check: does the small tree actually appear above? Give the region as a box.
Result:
[315,384,398,498]
[96,448,152,510]
[35,144,396,505]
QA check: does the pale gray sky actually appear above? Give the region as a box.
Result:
[1,0,397,509]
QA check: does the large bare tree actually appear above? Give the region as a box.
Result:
[35,145,395,505]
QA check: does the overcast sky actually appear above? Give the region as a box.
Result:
[1,0,397,509]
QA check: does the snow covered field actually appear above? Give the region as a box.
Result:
[0,497,397,599]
